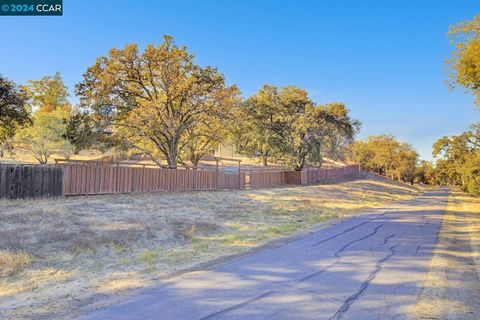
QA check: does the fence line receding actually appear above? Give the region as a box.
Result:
[0,163,359,199]
[248,164,359,189]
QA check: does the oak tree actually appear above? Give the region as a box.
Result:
[234,85,359,170]
[76,36,239,168]
[0,75,31,158]
[432,123,480,193]
[349,135,418,183]
[180,113,227,168]
[231,85,282,166]
[447,15,480,106]
[25,72,70,112]
[15,108,74,163]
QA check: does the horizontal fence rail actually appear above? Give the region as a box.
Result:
[0,165,63,199]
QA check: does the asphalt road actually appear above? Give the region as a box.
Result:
[79,188,449,320]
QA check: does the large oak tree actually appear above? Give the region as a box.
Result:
[76,36,239,168]
[233,85,359,170]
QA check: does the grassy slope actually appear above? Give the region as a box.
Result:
[0,171,420,319]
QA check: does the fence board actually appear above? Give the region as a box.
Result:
[249,164,359,188]
[1,163,358,199]
[60,165,246,196]
[250,171,286,189]
[301,165,359,184]
[0,165,63,199]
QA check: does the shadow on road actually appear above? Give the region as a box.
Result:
[72,189,480,320]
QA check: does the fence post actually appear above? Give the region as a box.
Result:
[192,167,196,190]
[115,163,119,194]
[237,162,241,190]
[215,159,219,189]
[85,163,89,196]
[142,164,146,192]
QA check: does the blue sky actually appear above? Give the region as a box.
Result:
[0,0,479,160]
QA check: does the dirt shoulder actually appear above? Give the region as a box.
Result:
[412,190,480,319]
[0,171,420,320]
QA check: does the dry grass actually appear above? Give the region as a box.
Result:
[0,251,32,277]
[0,149,105,164]
[455,191,480,276]
[412,190,480,319]
[0,171,421,319]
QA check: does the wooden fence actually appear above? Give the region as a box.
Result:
[248,165,360,189]
[302,165,359,184]
[0,165,63,199]
[249,170,286,189]
[0,163,359,199]
[61,165,245,196]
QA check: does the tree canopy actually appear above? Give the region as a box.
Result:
[447,14,480,106]
[349,135,419,184]
[76,35,239,168]
[432,123,480,194]
[25,72,70,112]
[10,73,75,163]
[439,15,480,194]
[231,85,284,166]
[232,85,359,170]
[0,75,31,158]
[415,160,436,185]
[15,108,74,163]
[63,110,107,155]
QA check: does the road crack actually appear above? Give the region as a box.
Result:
[300,224,385,283]
[312,210,391,247]
[335,224,384,258]
[328,236,399,320]
[199,226,389,319]
[198,291,275,320]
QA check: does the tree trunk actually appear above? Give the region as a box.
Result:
[295,154,306,171]
[191,156,200,169]
[263,155,268,166]
[167,154,177,169]
[294,159,305,171]
[167,141,178,169]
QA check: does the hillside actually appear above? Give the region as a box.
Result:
[0,171,421,319]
